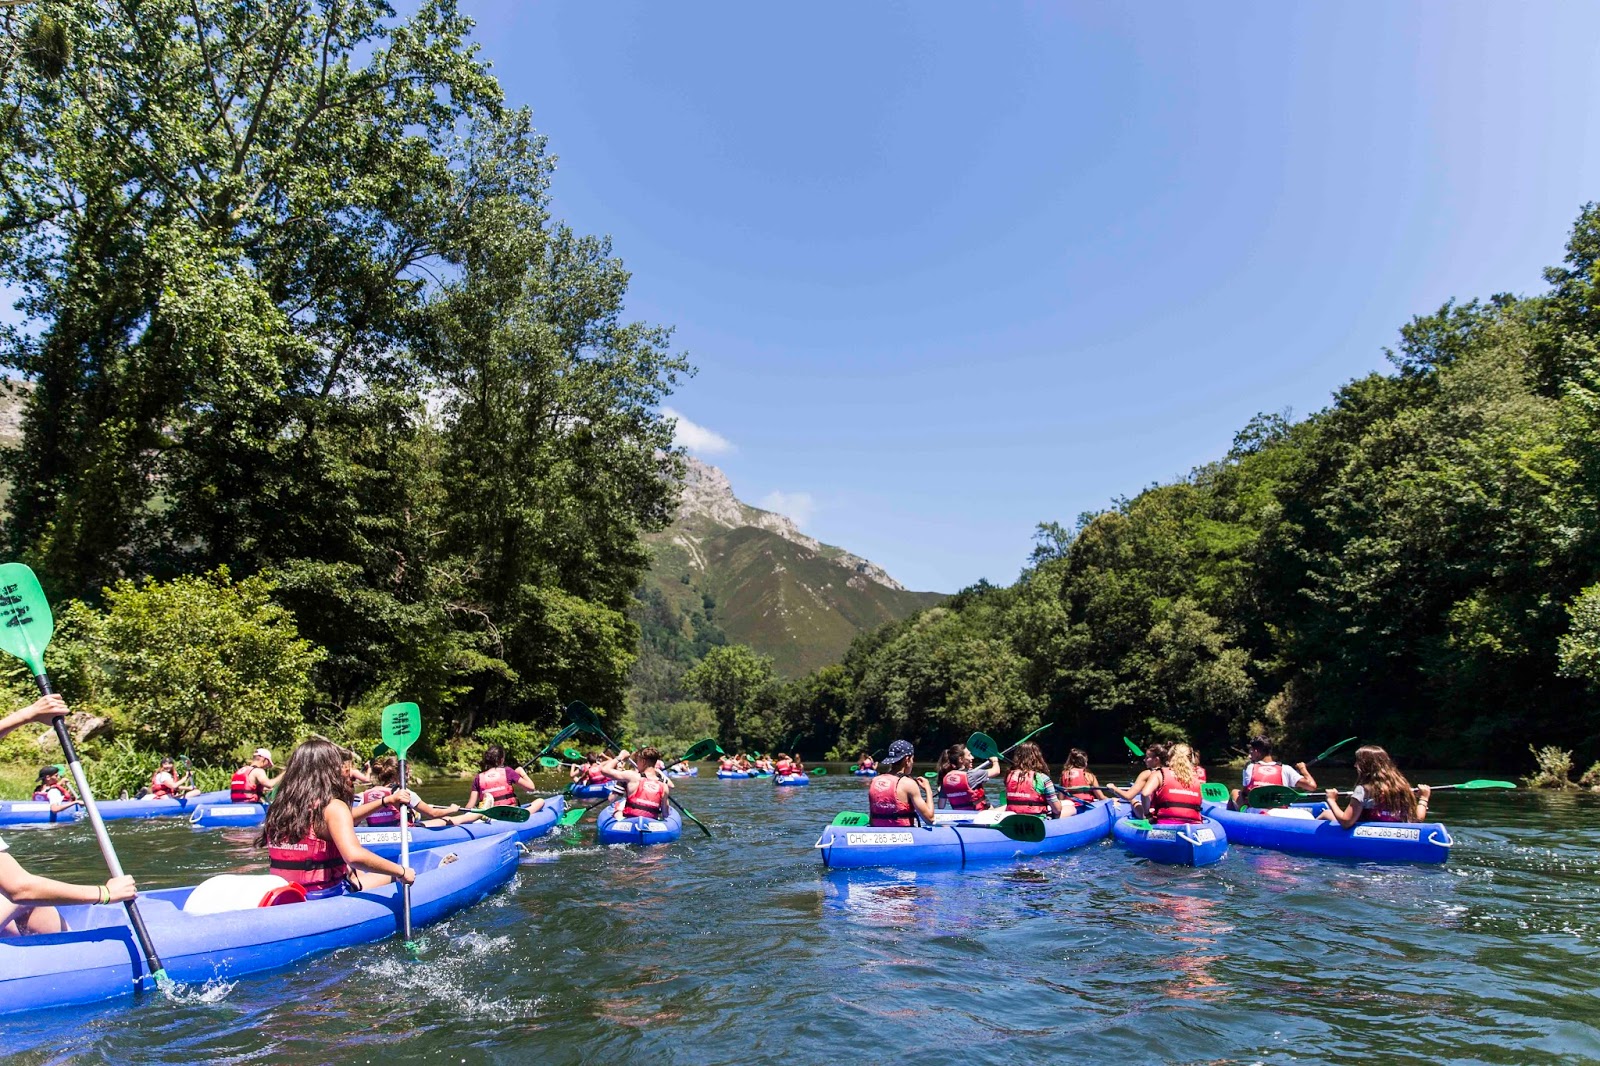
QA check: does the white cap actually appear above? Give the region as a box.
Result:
[253,748,274,766]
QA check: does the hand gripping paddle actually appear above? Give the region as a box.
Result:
[380,701,422,951]
[0,563,169,989]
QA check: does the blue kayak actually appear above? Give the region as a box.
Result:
[667,767,699,777]
[815,801,1114,868]
[595,801,683,844]
[1203,800,1452,864]
[716,769,753,778]
[853,769,877,776]
[1111,804,1228,867]
[190,801,267,828]
[0,833,518,1016]
[357,797,565,857]
[0,790,232,827]
[571,781,615,800]
[774,773,810,787]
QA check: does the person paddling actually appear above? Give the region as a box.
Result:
[867,740,936,827]
[1096,744,1165,803]
[773,753,801,777]
[856,752,877,773]
[1058,748,1101,800]
[1134,742,1205,825]
[596,747,673,820]
[32,765,80,815]
[147,756,201,801]
[231,748,282,805]
[258,738,415,899]
[936,743,1000,811]
[469,744,541,809]
[569,752,609,789]
[1232,736,1318,809]
[354,754,496,827]
[0,695,136,935]
[1004,742,1065,819]
[1319,746,1431,827]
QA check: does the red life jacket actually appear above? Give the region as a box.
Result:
[775,759,795,775]
[1150,768,1203,824]
[585,767,610,785]
[269,831,350,893]
[1247,761,1286,789]
[1005,771,1050,815]
[622,776,667,819]
[858,759,875,771]
[868,774,913,827]
[941,769,988,810]
[720,760,736,771]
[1060,767,1093,793]
[1196,766,1208,783]
[149,772,175,799]
[231,767,262,804]
[359,786,398,827]
[476,767,516,803]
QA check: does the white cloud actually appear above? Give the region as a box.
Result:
[662,406,734,457]
[759,490,816,529]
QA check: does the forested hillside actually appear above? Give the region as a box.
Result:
[744,207,1600,768]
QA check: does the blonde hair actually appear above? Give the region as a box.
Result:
[1164,743,1200,789]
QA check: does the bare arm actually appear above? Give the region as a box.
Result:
[0,852,135,905]
[325,801,413,883]
[1321,789,1360,828]
[906,777,937,824]
[0,695,68,741]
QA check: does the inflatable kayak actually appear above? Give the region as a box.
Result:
[853,769,877,776]
[571,781,615,801]
[716,770,754,779]
[774,773,810,787]
[0,833,517,1016]
[1111,804,1228,867]
[359,796,564,857]
[1203,800,1452,864]
[190,801,268,828]
[595,801,683,845]
[0,789,231,827]
[667,767,699,778]
[815,801,1113,868]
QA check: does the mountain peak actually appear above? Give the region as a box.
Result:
[674,456,908,592]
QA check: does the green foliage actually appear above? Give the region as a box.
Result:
[472,722,545,767]
[625,699,717,757]
[1557,584,1600,688]
[1524,745,1576,790]
[683,644,776,749]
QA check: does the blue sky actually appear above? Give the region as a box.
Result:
[468,1,1600,593]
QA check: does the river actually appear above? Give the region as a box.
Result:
[1,766,1597,1064]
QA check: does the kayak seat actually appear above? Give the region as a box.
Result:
[182,874,303,915]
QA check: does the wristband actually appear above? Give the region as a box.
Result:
[98,885,110,905]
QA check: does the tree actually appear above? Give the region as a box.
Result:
[683,644,776,749]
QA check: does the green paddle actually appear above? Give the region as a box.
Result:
[670,738,723,764]
[379,701,422,951]
[809,766,827,776]
[0,563,169,990]
[1309,736,1358,764]
[456,804,531,822]
[1200,782,1231,804]
[1123,737,1144,758]
[1244,779,1517,810]
[537,756,579,770]
[558,799,611,827]
[826,810,1044,842]
[831,811,871,827]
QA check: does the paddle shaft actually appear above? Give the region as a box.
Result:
[39,674,166,982]
[398,754,413,943]
[998,722,1053,760]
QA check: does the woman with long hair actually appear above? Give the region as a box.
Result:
[1058,748,1101,798]
[258,738,414,899]
[935,743,1000,810]
[1005,742,1066,819]
[354,754,482,827]
[1099,743,1166,803]
[1135,741,1203,825]
[596,747,673,819]
[867,741,936,827]
[469,744,542,810]
[1320,746,1430,826]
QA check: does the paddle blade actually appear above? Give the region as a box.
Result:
[967,732,1001,761]
[677,738,721,763]
[372,742,391,759]
[809,767,827,776]
[537,756,562,768]
[1200,782,1230,804]
[561,748,583,761]
[1311,736,1358,763]
[830,811,870,827]
[559,801,605,826]
[380,702,422,759]
[473,804,531,822]
[1122,736,1144,758]
[1241,784,1299,809]
[0,563,54,675]
[992,814,1046,843]
[1125,818,1154,830]
[1457,779,1517,790]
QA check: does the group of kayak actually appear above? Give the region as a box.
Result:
[817,734,1453,868]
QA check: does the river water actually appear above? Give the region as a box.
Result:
[2,766,1598,1064]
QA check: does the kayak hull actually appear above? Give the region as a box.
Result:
[1203,801,1452,864]
[774,774,810,787]
[595,802,683,844]
[190,802,268,828]
[853,769,877,776]
[815,801,1114,869]
[358,796,564,857]
[716,770,753,779]
[0,790,232,827]
[571,782,614,800]
[666,767,699,778]
[1111,807,1228,867]
[0,833,518,1017]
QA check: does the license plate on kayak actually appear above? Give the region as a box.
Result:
[1145,829,1176,841]
[1191,828,1216,843]
[360,831,408,844]
[1352,825,1421,841]
[845,832,914,845]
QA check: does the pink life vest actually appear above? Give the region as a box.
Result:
[231,767,262,804]
[585,767,610,785]
[269,831,350,894]
[1150,768,1203,825]
[1060,767,1093,793]
[475,767,516,803]
[622,776,667,819]
[868,774,912,827]
[149,771,176,799]
[359,786,398,826]
[1006,771,1050,815]
[941,769,988,810]
[1247,761,1286,789]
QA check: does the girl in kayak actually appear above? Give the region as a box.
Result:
[231,748,282,804]
[773,753,803,776]
[1319,746,1431,826]
[1232,735,1317,809]
[596,748,673,819]
[354,754,509,827]
[32,765,80,815]
[856,752,877,772]
[1004,742,1066,818]
[469,745,541,809]
[1058,748,1101,799]
[147,757,201,800]
[0,695,137,936]
[1134,742,1204,825]
[867,740,936,826]
[936,744,1000,810]
[258,738,415,899]
[1097,744,1165,804]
